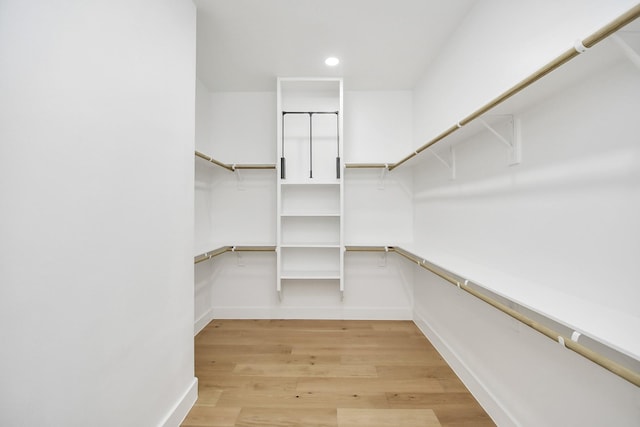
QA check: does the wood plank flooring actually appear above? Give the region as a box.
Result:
[182,320,494,427]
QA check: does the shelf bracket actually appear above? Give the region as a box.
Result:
[479,115,521,166]
[378,247,388,267]
[234,166,245,190]
[231,246,244,267]
[611,33,640,71]
[428,146,456,180]
[378,164,389,189]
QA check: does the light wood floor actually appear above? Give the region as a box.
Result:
[182,319,495,427]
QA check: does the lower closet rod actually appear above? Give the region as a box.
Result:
[345,245,640,387]
[194,246,276,264]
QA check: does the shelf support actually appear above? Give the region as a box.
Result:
[428,146,456,180]
[230,246,245,266]
[479,115,521,166]
[378,246,389,267]
[378,164,389,189]
[611,33,640,71]
[234,166,246,190]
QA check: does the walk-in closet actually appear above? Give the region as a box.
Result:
[2,1,639,426]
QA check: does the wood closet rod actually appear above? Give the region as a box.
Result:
[344,245,640,387]
[195,150,276,171]
[194,246,276,264]
[345,4,640,171]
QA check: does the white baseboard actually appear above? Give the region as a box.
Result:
[159,377,198,427]
[413,309,517,427]
[194,308,214,335]
[212,305,413,320]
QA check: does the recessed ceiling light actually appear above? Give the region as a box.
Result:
[325,57,340,66]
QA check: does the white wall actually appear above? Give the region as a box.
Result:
[410,1,640,425]
[344,91,413,163]
[209,91,277,163]
[0,1,197,426]
[194,89,414,320]
[413,269,640,427]
[412,0,640,147]
[344,91,414,246]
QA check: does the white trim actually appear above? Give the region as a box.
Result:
[158,377,198,427]
[212,305,412,320]
[194,308,214,336]
[413,308,518,427]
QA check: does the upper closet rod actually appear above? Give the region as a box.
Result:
[195,150,275,171]
[346,4,640,172]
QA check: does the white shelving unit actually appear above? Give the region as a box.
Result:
[276,78,344,299]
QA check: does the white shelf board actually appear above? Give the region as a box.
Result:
[400,244,640,361]
[281,181,340,186]
[280,243,340,248]
[281,212,340,217]
[281,270,341,280]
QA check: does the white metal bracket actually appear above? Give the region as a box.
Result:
[231,246,244,266]
[428,146,456,180]
[378,246,389,267]
[233,165,245,190]
[378,164,389,190]
[611,33,640,71]
[571,330,582,342]
[479,115,521,166]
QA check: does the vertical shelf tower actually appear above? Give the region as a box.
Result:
[276,78,344,300]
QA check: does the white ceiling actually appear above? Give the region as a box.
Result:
[194,0,476,92]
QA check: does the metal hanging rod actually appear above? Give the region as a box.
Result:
[283,111,339,115]
[345,4,640,172]
[233,164,277,170]
[195,150,234,171]
[281,111,341,179]
[345,163,388,169]
[344,245,640,387]
[194,245,276,264]
[195,150,276,171]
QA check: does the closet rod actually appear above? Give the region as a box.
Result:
[344,245,640,387]
[195,150,275,171]
[345,163,388,169]
[194,246,231,264]
[345,4,640,171]
[195,150,234,171]
[281,111,341,179]
[283,111,338,115]
[194,246,276,264]
[390,4,640,170]
[233,164,276,170]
